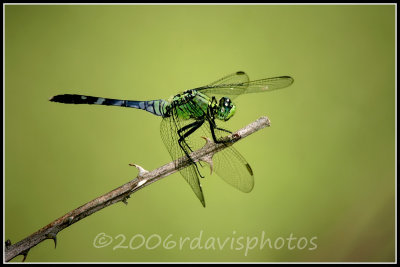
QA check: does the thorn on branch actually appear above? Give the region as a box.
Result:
[67,216,74,225]
[46,233,57,249]
[201,136,213,145]
[129,163,149,188]
[22,250,29,262]
[200,154,214,175]
[122,195,130,205]
[129,163,149,177]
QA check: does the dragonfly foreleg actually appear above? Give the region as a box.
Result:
[215,127,232,134]
[206,104,232,144]
[207,119,234,144]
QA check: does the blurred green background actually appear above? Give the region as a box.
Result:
[5,4,395,262]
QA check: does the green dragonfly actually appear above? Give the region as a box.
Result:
[50,71,294,207]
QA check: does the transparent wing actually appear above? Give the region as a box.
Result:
[160,99,255,206]
[160,111,206,207]
[194,71,249,99]
[240,76,294,93]
[190,122,255,193]
[208,71,250,89]
[210,129,254,193]
[195,71,293,99]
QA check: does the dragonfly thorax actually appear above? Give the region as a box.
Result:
[215,97,236,121]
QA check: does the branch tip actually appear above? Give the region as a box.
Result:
[261,116,271,127]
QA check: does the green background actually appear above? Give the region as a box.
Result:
[5,4,395,262]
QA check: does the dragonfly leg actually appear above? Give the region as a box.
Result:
[177,120,204,154]
[206,104,232,144]
[206,100,222,143]
[177,120,205,178]
[215,127,232,134]
[208,121,234,144]
[177,121,202,152]
[177,121,207,169]
[211,96,218,106]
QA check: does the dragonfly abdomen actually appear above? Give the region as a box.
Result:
[50,94,168,117]
[127,99,168,117]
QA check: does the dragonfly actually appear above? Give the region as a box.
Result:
[50,71,294,207]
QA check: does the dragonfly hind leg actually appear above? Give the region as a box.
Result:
[177,120,205,178]
[177,120,204,153]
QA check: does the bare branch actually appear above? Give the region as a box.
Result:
[4,116,270,262]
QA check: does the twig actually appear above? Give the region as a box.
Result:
[4,116,271,262]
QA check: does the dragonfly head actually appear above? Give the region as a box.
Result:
[216,97,236,121]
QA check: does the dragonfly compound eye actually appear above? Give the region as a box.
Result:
[217,97,236,121]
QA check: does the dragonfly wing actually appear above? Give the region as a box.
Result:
[208,128,254,193]
[160,114,206,207]
[208,71,250,88]
[195,71,293,99]
[179,164,205,207]
[241,76,294,94]
[195,71,249,99]
[171,118,254,194]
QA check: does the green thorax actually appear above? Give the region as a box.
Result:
[166,90,212,120]
[165,89,236,121]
